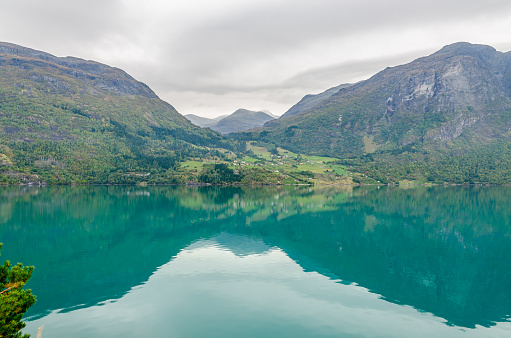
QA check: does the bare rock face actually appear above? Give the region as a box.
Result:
[376,43,511,142]
[260,42,511,156]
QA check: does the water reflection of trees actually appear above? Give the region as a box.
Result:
[260,186,511,328]
[0,185,510,328]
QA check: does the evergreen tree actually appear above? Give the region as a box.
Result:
[0,244,36,338]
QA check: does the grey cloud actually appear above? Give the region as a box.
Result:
[141,0,511,97]
[168,0,511,73]
[280,50,433,90]
[144,48,429,95]
[149,50,435,117]
[0,0,125,54]
[1,0,511,118]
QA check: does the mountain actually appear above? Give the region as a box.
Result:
[279,83,352,119]
[260,110,279,118]
[213,109,276,134]
[184,114,226,128]
[186,109,275,134]
[0,41,234,184]
[244,42,511,183]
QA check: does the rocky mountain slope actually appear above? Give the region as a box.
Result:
[244,42,511,183]
[0,41,234,184]
[186,109,275,134]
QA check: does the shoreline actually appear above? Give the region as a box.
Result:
[0,182,508,187]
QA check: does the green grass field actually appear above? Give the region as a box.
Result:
[180,160,205,170]
[243,142,349,179]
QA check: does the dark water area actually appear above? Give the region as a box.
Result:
[1,185,510,337]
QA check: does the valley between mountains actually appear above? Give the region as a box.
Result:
[1,41,511,185]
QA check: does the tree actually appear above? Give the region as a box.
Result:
[199,163,240,183]
[0,243,36,338]
[269,146,279,156]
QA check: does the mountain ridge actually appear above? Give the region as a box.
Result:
[184,114,227,128]
[277,83,352,120]
[0,41,158,98]
[239,42,511,183]
[0,41,237,184]
[3,40,511,184]
[186,108,275,134]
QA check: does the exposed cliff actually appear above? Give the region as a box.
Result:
[257,43,511,156]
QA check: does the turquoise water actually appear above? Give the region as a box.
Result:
[1,185,511,337]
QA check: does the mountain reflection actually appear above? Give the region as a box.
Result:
[1,185,510,328]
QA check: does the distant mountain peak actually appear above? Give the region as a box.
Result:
[186,109,275,134]
[261,110,278,118]
[432,42,497,56]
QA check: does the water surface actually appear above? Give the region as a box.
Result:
[1,185,510,337]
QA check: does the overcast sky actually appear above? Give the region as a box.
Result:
[2,0,511,117]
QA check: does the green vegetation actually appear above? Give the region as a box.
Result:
[0,84,245,184]
[199,163,241,184]
[4,42,511,185]
[231,43,511,185]
[227,142,353,185]
[235,123,511,185]
[332,137,511,185]
[233,100,511,185]
[0,47,349,186]
[0,49,249,185]
[0,244,36,338]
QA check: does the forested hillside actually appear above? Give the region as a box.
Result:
[0,42,241,184]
